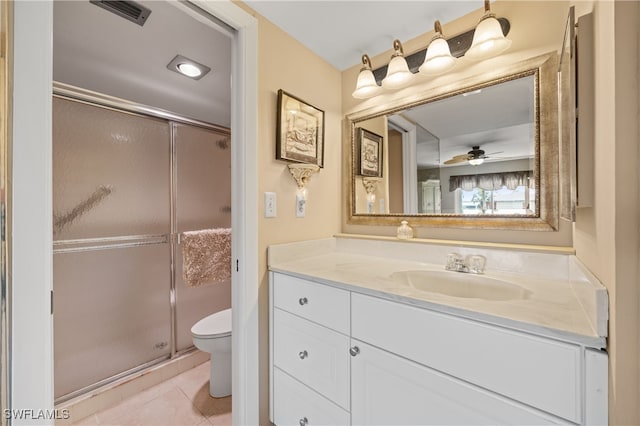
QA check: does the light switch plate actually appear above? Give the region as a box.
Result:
[264,192,276,218]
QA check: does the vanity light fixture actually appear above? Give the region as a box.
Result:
[352,54,381,99]
[381,40,414,90]
[465,0,512,60]
[167,55,211,80]
[350,1,511,100]
[419,20,457,75]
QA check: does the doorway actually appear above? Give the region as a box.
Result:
[9,1,258,423]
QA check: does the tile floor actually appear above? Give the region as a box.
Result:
[71,361,231,426]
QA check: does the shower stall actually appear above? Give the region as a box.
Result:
[52,84,231,402]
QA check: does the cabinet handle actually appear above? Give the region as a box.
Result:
[349,346,360,357]
[298,297,308,306]
[299,417,308,426]
[298,350,308,359]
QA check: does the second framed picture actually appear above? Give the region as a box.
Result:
[357,127,383,177]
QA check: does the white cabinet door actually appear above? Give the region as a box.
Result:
[350,340,569,426]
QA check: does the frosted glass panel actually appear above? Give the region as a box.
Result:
[175,123,231,350]
[175,253,231,351]
[53,98,170,240]
[53,244,171,398]
[175,124,231,232]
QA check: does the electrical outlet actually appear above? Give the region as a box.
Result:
[296,194,306,218]
[264,192,276,218]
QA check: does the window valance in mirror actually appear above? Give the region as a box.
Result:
[449,170,533,192]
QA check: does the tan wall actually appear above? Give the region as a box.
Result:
[235,3,343,423]
[573,1,640,424]
[341,1,573,246]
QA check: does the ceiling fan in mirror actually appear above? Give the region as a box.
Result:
[443,145,504,166]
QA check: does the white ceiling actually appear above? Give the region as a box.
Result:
[53,0,232,127]
[398,75,536,167]
[244,1,481,70]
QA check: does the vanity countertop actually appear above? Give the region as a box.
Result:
[268,236,608,349]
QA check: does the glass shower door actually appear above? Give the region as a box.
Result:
[52,97,172,400]
[173,123,231,351]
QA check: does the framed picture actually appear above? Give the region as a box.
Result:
[276,89,324,167]
[357,128,383,177]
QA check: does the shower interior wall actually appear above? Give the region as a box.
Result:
[52,93,231,401]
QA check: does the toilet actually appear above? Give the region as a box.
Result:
[191,308,232,398]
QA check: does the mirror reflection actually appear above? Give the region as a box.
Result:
[353,73,537,217]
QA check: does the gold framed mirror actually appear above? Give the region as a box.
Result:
[345,52,559,231]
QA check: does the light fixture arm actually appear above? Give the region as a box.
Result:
[361,54,372,70]
[434,20,443,35]
[392,39,404,57]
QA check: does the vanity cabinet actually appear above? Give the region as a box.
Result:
[269,272,607,425]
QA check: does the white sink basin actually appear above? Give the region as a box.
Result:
[391,270,531,301]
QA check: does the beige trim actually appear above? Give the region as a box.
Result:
[345,52,560,231]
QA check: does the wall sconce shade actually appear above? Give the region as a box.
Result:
[382,40,413,90]
[465,0,512,60]
[419,20,457,75]
[352,54,381,99]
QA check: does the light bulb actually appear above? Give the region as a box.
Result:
[177,63,202,78]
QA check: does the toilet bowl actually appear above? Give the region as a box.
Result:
[191,308,232,398]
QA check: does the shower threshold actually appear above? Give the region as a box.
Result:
[55,347,208,409]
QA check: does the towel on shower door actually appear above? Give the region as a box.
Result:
[182,228,231,287]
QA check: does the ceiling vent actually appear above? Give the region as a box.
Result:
[90,0,152,27]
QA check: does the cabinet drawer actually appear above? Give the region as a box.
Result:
[273,273,350,334]
[352,293,581,423]
[274,308,350,409]
[351,340,569,425]
[273,368,350,426]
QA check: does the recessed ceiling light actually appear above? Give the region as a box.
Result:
[177,63,202,78]
[167,55,211,80]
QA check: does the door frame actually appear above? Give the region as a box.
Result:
[10,1,259,424]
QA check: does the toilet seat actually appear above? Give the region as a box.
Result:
[191,308,231,339]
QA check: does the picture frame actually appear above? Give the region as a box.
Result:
[276,89,324,167]
[357,127,383,177]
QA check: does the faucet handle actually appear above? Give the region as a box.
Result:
[466,254,486,274]
[446,253,463,270]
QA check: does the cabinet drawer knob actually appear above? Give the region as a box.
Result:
[298,350,308,359]
[349,346,360,357]
[299,417,308,426]
[298,297,308,306]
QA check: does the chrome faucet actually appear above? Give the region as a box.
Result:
[445,253,486,274]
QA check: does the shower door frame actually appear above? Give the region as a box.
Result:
[52,83,231,403]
